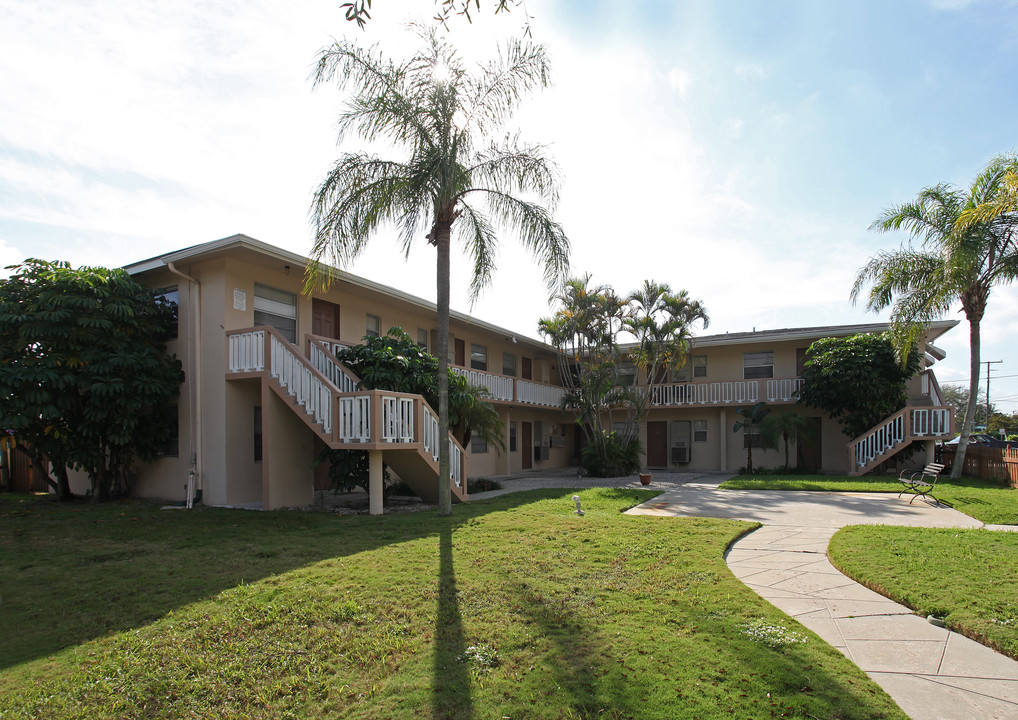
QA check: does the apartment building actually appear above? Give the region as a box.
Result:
[97,234,956,510]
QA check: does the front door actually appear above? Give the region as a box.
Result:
[796,417,823,471]
[455,338,466,367]
[311,298,341,339]
[522,422,533,469]
[647,421,668,468]
[521,356,533,380]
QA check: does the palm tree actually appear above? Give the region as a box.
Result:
[307,26,569,514]
[852,155,1018,479]
[760,409,815,471]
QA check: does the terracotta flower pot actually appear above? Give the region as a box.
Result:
[639,473,652,485]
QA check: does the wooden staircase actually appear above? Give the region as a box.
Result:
[847,405,953,476]
[227,327,468,503]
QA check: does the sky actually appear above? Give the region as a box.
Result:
[2,0,1018,412]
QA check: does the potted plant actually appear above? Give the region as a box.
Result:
[639,471,652,485]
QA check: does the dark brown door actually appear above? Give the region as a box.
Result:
[312,298,341,339]
[455,338,466,366]
[796,417,823,471]
[647,421,668,468]
[521,356,533,380]
[522,422,533,469]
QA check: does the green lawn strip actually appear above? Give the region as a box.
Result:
[720,475,1018,525]
[0,490,908,720]
[829,525,1018,660]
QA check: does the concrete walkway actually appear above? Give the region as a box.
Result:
[626,476,1018,720]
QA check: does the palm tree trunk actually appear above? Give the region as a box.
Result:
[436,228,452,516]
[952,316,982,479]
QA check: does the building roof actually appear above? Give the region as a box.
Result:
[125,234,960,355]
[123,233,559,354]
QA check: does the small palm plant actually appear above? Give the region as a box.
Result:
[733,402,771,473]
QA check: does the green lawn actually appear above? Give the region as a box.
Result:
[720,475,1018,525]
[829,525,1018,660]
[0,491,908,720]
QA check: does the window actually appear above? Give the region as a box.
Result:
[617,360,637,386]
[744,351,774,379]
[471,435,488,454]
[417,328,429,351]
[470,343,487,371]
[743,430,763,449]
[254,283,297,343]
[693,354,707,378]
[503,352,517,377]
[509,422,517,452]
[254,406,263,462]
[693,420,708,443]
[366,314,380,338]
[156,286,179,339]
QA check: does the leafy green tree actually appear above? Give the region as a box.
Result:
[307,27,568,515]
[733,402,771,473]
[760,409,815,470]
[987,411,1018,439]
[539,275,707,476]
[797,333,920,440]
[0,260,182,501]
[853,154,1018,478]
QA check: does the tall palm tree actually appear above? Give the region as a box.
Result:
[852,155,1018,478]
[307,26,569,514]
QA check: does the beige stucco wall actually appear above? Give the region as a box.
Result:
[262,386,316,509]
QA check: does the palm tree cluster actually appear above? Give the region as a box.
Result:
[539,276,708,475]
[853,154,1018,478]
[307,26,570,513]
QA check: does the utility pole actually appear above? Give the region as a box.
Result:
[984,360,1003,432]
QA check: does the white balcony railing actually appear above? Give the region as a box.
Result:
[270,333,334,435]
[307,337,359,394]
[517,379,565,408]
[228,330,266,372]
[650,377,803,407]
[451,367,515,402]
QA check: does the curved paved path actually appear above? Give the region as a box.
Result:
[626,476,1018,720]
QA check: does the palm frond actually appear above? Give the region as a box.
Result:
[462,39,550,138]
[468,188,570,296]
[453,200,499,303]
[467,140,561,208]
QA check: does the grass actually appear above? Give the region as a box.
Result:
[829,525,1018,660]
[0,490,909,719]
[720,475,1018,525]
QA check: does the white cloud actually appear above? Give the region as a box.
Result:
[666,67,692,96]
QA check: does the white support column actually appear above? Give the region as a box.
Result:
[925,439,936,465]
[504,407,512,476]
[719,408,728,472]
[369,450,384,516]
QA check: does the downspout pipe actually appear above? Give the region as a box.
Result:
[167,262,203,506]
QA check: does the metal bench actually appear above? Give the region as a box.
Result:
[898,462,946,506]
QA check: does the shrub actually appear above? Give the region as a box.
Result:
[582,432,641,477]
[467,477,502,493]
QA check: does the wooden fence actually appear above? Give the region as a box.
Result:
[942,444,1018,487]
[2,446,51,493]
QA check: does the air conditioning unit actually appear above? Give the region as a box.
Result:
[671,446,690,464]
[535,445,550,461]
